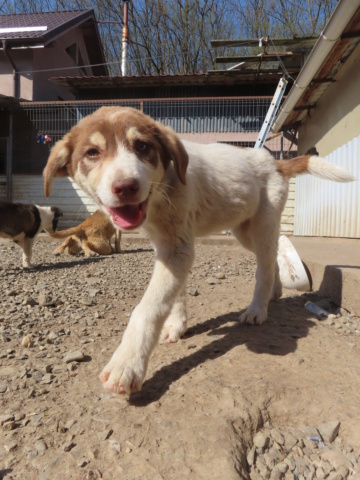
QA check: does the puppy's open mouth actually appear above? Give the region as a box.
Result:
[105,200,148,230]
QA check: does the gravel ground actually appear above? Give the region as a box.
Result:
[1,235,360,480]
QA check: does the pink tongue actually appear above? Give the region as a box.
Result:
[108,204,146,229]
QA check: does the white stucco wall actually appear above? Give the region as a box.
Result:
[298,43,360,156]
[32,26,93,101]
[0,50,34,100]
[0,26,95,101]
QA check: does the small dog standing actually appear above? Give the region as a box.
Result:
[43,106,355,395]
[0,201,63,267]
[50,209,121,256]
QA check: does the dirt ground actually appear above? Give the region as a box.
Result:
[1,235,360,480]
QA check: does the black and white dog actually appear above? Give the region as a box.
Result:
[0,201,63,267]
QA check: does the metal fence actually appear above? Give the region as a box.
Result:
[12,97,296,174]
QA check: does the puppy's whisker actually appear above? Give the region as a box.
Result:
[149,182,174,209]
[150,181,175,191]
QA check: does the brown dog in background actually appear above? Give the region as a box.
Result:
[50,209,121,256]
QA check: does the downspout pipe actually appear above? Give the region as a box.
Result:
[272,0,360,133]
[2,39,19,98]
[121,0,129,76]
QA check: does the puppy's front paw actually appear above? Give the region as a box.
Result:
[99,349,147,395]
[239,306,267,325]
[159,317,187,344]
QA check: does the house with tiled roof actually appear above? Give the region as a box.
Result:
[0,9,107,101]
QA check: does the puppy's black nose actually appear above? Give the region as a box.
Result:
[111,179,139,199]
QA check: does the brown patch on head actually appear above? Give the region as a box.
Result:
[153,123,188,184]
[276,155,310,180]
[43,106,189,198]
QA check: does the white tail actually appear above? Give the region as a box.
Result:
[308,156,356,182]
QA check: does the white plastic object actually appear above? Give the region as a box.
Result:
[277,235,311,291]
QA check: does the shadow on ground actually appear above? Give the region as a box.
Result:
[130,294,316,406]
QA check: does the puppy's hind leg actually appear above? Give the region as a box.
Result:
[160,285,188,343]
[22,238,35,268]
[233,216,280,325]
[271,261,282,301]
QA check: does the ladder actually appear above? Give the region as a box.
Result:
[254,76,288,148]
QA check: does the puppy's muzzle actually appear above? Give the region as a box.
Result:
[112,179,139,202]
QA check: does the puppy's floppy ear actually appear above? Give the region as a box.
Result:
[43,136,72,198]
[155,122,189,185]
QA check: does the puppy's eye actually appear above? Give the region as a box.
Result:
[86,148,100,158]
[135,141,148,153]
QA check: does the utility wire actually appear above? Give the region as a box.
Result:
[16,53,167,75]
[268,37,297,82]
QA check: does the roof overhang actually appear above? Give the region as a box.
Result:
[50,70,286,93]
[272,0,360,132]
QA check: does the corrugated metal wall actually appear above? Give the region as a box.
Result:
[294,135,360,237]
[12,176,97,229]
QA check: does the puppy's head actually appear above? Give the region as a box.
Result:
[43,107,188,230]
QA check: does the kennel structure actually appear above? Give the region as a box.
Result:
[1,97,296,231]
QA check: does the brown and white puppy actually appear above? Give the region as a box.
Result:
[49,209,121,256]
[0,201,63,268]
[43,106,354,395]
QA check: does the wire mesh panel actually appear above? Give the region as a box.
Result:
[10,97,297,231]
[13,97,296,174]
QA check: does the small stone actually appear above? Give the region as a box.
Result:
[77,457,88,467]
[188,287,199,296]
[246,446,256,466]
[4,442,18,452]
[316,420,340,444]
[206,277,221,285]
[108,440,121,454]
[0,384,7,393]
[27,450,38,460]
[276,461,289,474]
[81,298,93,306]
[3,420,16,431]
[63,350,85,363]
[41,374,54,384]
[47,332,58,343]
[24,297,38,306]
[38,292,55,306]
[98,429,113,441]
[36,440,48,452]
[22,335,32,348]
[271,428,285,445]
[215,272,225,279]
[64,419,76,430]
[63,441,76,452]
[253,431,270,450]
[284,432,298,451]
[270,469,282,480]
